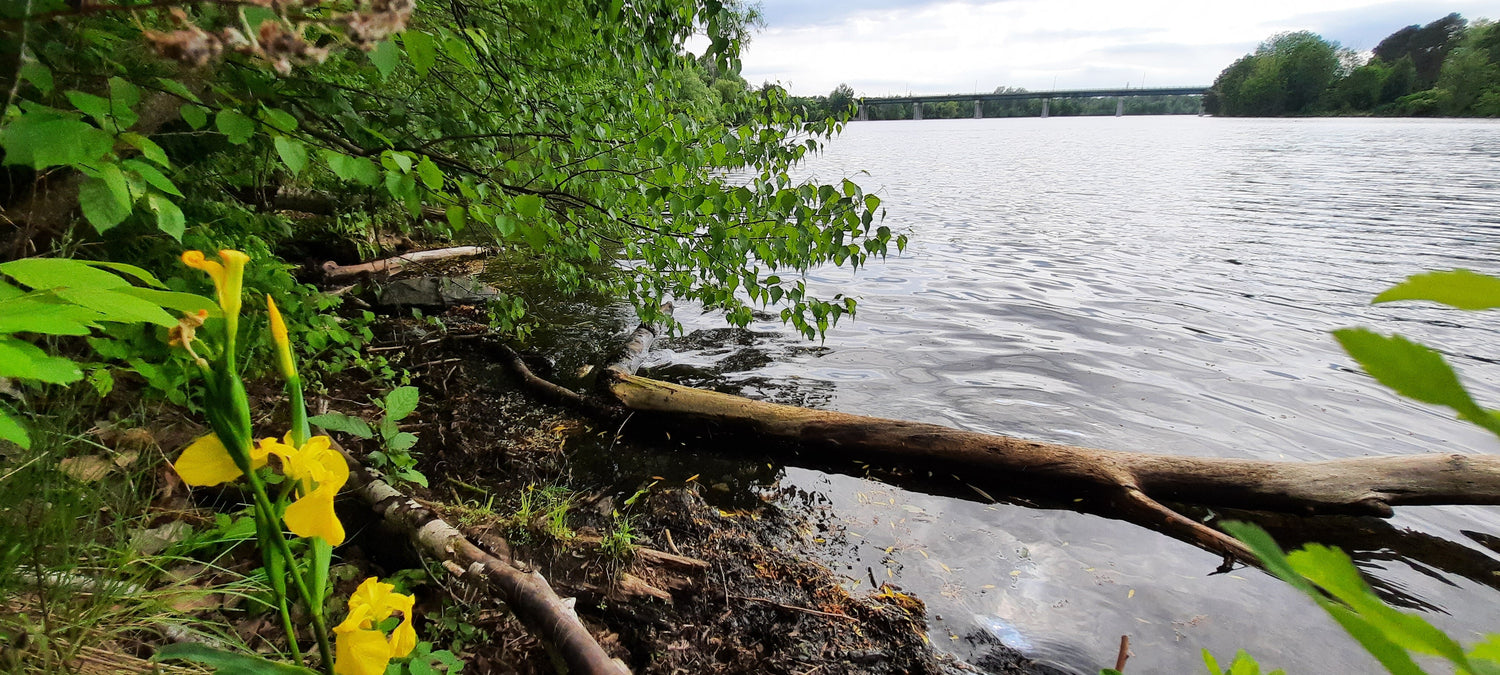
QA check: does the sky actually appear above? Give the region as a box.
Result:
[734,0,1500,96]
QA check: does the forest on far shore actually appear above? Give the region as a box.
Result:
[1208,13,1500,117]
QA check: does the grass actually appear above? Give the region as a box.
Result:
[0,391,254,673]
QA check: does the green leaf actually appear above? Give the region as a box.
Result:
[445,205,466,232]
[309,412,374,439]
[1321,604,1426,675]
[416,156,444,190]
[20,61,52,94]
[387,432,418,452]
[0,338,83,384]
[215,109,256,145]
[121,132,169,167]
[0,409,30,449]
[260,107,298,132]
[154,643,320,675]
[384,385,419,421]
[78,165,134,233]
[1220,521,1318,595]
[371,40,400,80]
[0,298,101,335]
[1332,328,1497,434]
[386,151,413,174]
[1288,544,1467,663]
[55,288,176,327]
[147,193,185,241]
[513,194,544,219]
[180,104,208,130]
[1374,269,1500,311]
[0,118,114,169]
[108,77,141,110]
[115,287,218,315]
[403,31,438,78]
[66,90,111,123]
[274,136,308,175]
[156,77,200,103]
[1,258,129,291]
[323,151,380,186]
[82,261,165,288]
[123,159,182,197]
[1202,650,1225,675]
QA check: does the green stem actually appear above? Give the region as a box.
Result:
[254,504,303,663]
[245,470,335,673]
[287,375,309,448]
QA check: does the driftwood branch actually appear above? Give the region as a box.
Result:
[321,246,488,281]
[460,306,1497,568]
[341,452,627,675]
[598,370,1500,564]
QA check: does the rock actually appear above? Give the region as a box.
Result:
[376,277,500,308]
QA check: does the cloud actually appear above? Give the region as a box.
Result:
[739,0,1498,96]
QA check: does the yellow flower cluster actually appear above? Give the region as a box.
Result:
[333,578,418,675]
[172,249,422,672]
[173,433,348,546]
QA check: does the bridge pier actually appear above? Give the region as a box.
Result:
[1041,99,1049,118]
[912,102,922,120]
[1116,97,1124,117]
[856,103,868,121]
[973,100,982,119]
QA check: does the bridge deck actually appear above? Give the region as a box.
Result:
[864,87,1208,105]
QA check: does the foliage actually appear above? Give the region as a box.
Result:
[2,0,894,344]
[1220,521,1500,675]
[1335,269,1500,439]
[0,257,214,447]
[1208,32,1343,116]
[309,385,425,486]
[1208,14,1500,117]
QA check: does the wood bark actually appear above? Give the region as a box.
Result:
[601,371,1500,564]
[321,245,488,280]
[341,452,628,675]
[494,308,1500,567]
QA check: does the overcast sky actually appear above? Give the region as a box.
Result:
[736,0,1500,96]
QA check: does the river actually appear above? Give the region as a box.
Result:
[641,116,1500,673]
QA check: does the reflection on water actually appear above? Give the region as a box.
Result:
[655,117,1500,673]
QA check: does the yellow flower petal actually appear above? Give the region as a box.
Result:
[283,481,345,545]
[334,605,391,675]
[181,249,248,321]
[387,592,417,657]
[348,577,395,614]
[180,251,225,289]
[217,249,248,319]
[173,433,269,486]
[266,295,297,379]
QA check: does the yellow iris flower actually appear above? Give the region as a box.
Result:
[266,295,297,379]
[262,434,348,546]
[181,249,249,320]
[333,577,418,675]
[173,433,270,486]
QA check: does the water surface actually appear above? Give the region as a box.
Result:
[649,116,1500,673]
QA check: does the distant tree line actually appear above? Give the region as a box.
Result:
[789,84,1201,120]
[1208,13,1500,116]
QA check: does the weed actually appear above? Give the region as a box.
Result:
[600,511,638,560]
[310,385,425,486]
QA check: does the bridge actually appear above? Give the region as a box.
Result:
[856,86,1211,120]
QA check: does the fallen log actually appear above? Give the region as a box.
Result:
[601,371,1500,565]
[341,452,628,675]
[493,309,1500,568]
[321,246,488,281]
